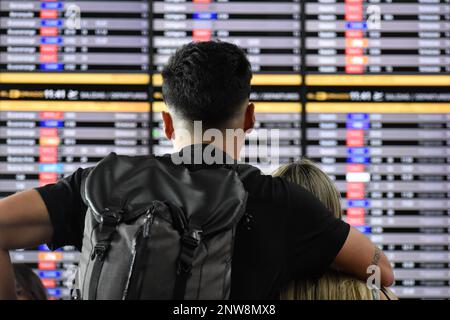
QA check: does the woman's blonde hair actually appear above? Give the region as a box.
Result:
[273,158,375,300]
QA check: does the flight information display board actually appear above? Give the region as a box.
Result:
[0,0,449,300]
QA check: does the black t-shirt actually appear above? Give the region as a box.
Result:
[35,145,350,299]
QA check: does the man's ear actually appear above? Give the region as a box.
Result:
[162,111,174,140]
[243,103,255,133]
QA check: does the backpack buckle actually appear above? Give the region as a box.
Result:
[181,229,202,249]
[101,208,123,225]
[91,242,110,261]
[177,261,193,276]
[177,229,202,276]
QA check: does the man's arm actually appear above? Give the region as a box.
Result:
[264,175,395,288]
[333,227,394,287]
[0,189,53,299]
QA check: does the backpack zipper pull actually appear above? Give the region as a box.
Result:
[143,207,155,238]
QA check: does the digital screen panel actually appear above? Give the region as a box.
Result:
[306,87,450,299]
[305,0,450,74]
[304,0,450,299]
[151,0,302,172]
[1,0,151,299]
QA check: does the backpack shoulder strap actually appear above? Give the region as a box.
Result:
[380,287,397,300]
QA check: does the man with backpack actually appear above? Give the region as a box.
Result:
[0,41,394,299]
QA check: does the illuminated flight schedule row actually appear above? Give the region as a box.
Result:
[152,0,301,72]
[0,0,149,72]
[305,0,450,74]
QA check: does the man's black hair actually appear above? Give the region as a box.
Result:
[162,41,252,128]
[13,264,48,300]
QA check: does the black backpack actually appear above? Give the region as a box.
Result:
[72,152,254,300]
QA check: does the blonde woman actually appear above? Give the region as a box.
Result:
[273,158,397,300]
